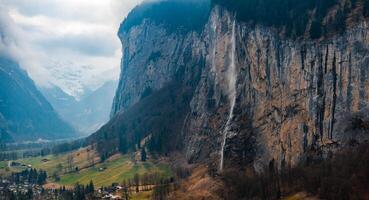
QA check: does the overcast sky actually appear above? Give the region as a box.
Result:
[0,0,142,99]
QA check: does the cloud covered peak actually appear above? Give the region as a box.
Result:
[0,0,142,98]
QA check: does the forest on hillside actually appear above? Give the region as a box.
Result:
[212,0,369,38]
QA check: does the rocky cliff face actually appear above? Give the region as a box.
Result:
[186,7,369,171]
[111,21,204,116]
[108,1,369,171]
[92,0,209,157]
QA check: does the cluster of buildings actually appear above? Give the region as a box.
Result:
[98,185,125,199]
[0,178,44,198]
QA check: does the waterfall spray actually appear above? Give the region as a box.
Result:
[211,7,219,83]
[219,19,237,172]
[181,113,190,137]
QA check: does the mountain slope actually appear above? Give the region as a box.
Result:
[91,0,209,159]
[42,81,117,135]
[92,0,369,173]
[110,0,211,117]
[0,57,75,142]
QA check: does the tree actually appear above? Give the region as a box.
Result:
[57,163,63,172]
[332,5,347,34]
[310,18,322,39]
[67,154,74,172]
[37,170,47,185]
[87,181,95,193]
[130,153,137,164]
[74,184,85,200]
[87,148,94,166]
[213,0,341,39]
[134,173,140,193]
[52,171,60,182]
[26,188,33,199]
[119,134,128,154]
[364,0,369,17]
[122,185,131,200]
[152,184,170,200]
[141,148,147,162]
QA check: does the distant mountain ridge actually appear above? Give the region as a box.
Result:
[0,56,75,143]
[41,80,117,135]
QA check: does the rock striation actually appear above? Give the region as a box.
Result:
[103,0,369,171]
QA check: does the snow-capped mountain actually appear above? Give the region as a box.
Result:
[41,80,117,135]
[0,56,76,142]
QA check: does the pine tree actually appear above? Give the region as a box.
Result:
[134,173,140,193]
[37,170,47,184]
[88,181,95,193]
[123,186,130,200]
[141,148,147,162]
[364,0,369,17]
[310,18,322,39]
[119,134,128,154]
[26,188,33,199]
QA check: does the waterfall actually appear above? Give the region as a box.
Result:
[211,8,219,83]
[219,19,237,172]
[181,112,190,137]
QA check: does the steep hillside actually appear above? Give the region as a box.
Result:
[42,81,117,135]
[41,86,78,117]
[92,0,369,173]
[110,0,211,117]
[0,57,75,142]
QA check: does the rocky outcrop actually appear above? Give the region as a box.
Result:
[186,7,369,171]
[92,0,210,157]
[110,0,210,117]
[111,21,204,116]
[108,1,369,171]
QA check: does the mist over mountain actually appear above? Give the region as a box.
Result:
[0,57,75,143]
[41,80,117,135]
[1,0,369,199]
[0,7,77,143]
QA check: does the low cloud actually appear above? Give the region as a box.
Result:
[41,33,119,56]
[0,6,53,86]
[0,0,143,98]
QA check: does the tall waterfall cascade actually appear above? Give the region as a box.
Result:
[219,19,237,172]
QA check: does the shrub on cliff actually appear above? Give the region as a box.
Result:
[212,0,364,39]
[221,143,369,199]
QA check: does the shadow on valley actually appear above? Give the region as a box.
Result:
[90,81,194,161]
[220,143,369,200]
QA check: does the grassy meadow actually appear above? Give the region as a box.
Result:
[0,147,172,188]
[58,154,171,187]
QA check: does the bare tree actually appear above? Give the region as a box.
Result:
[134,173,140,193]
[122,182,131,200]
[67,154,74,172]
[87,148,94,166]
[130,153,137,165]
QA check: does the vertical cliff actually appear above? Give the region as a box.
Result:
[110,0,210,117]
[186,6,369,171]
[98,0,369,171]
[92,0,210,157]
